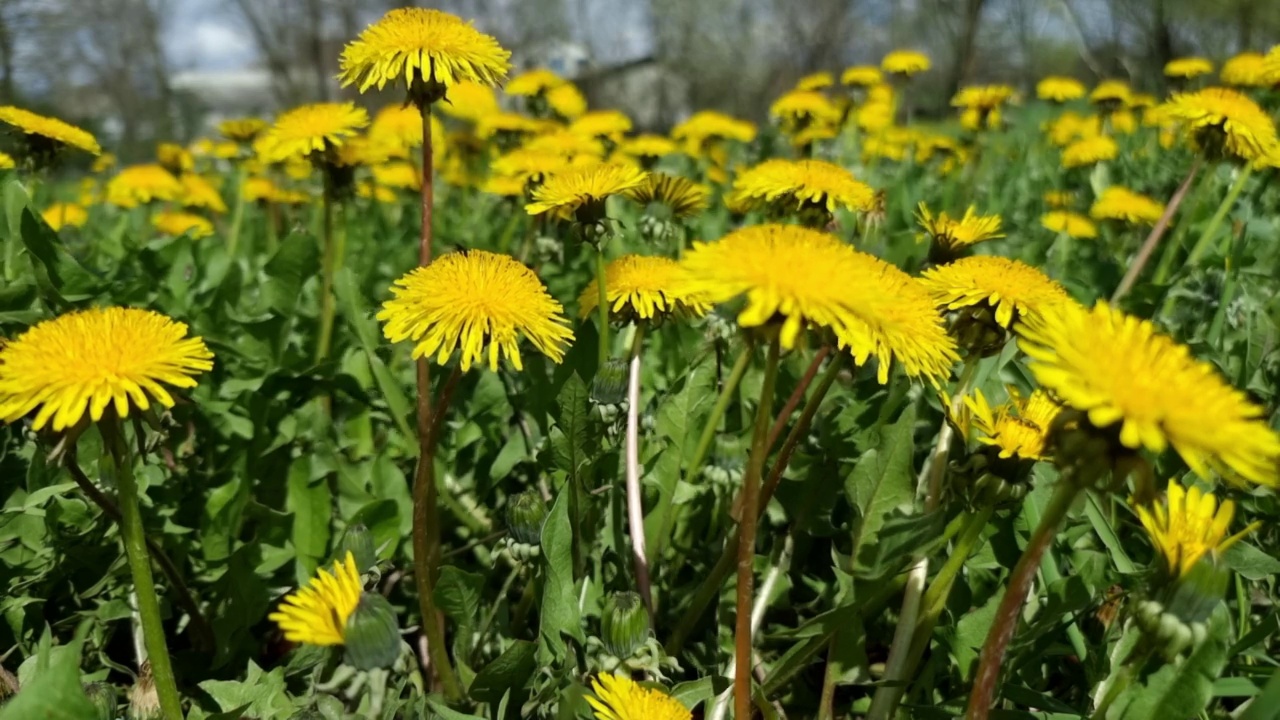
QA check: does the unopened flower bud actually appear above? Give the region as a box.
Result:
[342,593,401,671]
[84,682,118,720]
[601,591,650,659]
[338,523,377,574]
[507,491,547,546]
[591,359,629,406]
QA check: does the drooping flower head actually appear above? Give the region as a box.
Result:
[921,256,1071,329]
[1220,52,1268,88]
[1041,211,1098,239]
[588,673,690,720]
[378,250,574,372]
[882,50,930,77]
[1061,134,1118,169]
[1135,481,1258,580]
[258,103,370,164]
[525,163,648,223]
[1164,57,1214,80]
[1163,87,1280,163]
[678,224,957,383]
[42,203,88,231]
[219,117,267,143]
[1037,76,1086,103]
[338,8,511,103]
[153,211,214,239]
[578,255,710,323]
[728,158,876,224]
[0,307,213,431]
[1018,301,1280,485]
[106,164,183,208]
[1089,186,1164,226]
[916,202,1003,260]
[269,552,362,647]
[0,106,101,161]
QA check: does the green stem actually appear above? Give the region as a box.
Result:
[103,420,183,720]
[226,163,247,257]
[315,177,337,364]
[1111,157,1203,304]
[965,481,1082,720]
[1185,164,1251,267]
[595,246,610,366]
[734,338,781,720]
[1090,646,1153,720]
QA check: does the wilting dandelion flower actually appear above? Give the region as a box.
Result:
[378,249,574,372]
[0,307,213,432]
[1041,211,1098,239]
[1061,134,1118,169]
[587,674,690,720]
[921,256,1070,328]
[578,255,710,322]
[1089,186,1164,226]
[1135,481,1258,580]
[42,202,88,231]
[0,106,101,158]
[882,50,930,76]
[1163,87,1280,163]
[107,164,183,208]
[1164,57,1214,80]
[1018,301,1280,485]
[153,211,214,239]
[258,103,370,164]
[1037,76,1086,102]
[525,163,648,222]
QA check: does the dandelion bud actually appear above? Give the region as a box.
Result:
[342,594,401,671]
[337,524,378,574]
[83,682,118,720]
[507,491,548,546]
[591,359,629,406]
[600,591,650,659]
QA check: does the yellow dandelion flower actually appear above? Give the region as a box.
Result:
[790,122,841,148]
[378,249,574,371]
[617,134,677,160]
[1164,87,1279,163]
[373,161,422,191]
[1045,111,1102,146]
[1165,57,1214,79]
[570,110,633,140]
[856,101,896,133]
[474,112,553,140]
[1090,80,1132,106]
[211,141,240,160]
[481,174,527,197]
[0,106,101,156]
[796,71,834,91]
[1220,52,1268,88]
[1089,186,1165,226]
[356,181,397,203]
[841,65,883,87]
[370,104,437,154]
[338,8,511,94]
[219,117,267,143]
[269,552,362,646]
[679,224,957,382]
[1041,210,1098,239]
[436,80,500,122]
[525,163,648,220]
[671,111,758,147]
[588,673,690,720]
[1043,191,1075,208]
[506,68,565,96]
[91,153,116,173]
[1110,109,1138,134]
[921,256,1070,328]
[1061,134,1119,169]
[242,177,279,203]
[1037,76,1086,102]
[952,85,1017,111]
[578,254,710,321]
[1135,481,1259,580]
[523,130,606,159]
[547,83,588,119]
[258,103,370,164]
[0,307,213,431]
[42,203,88,231]
[916,202,1003,253]
[155,145,192,179]
[625,172,708,218]
[106,164,183,208]
[180,174,228,214]
[770,90,841,125]
[0,151,15,169]
[153,211,214,239]
[882,50,930,76]
[1018,301,1280,485]
[961,387,1061,460]
[491,148,571,184]
[729,158,876,216]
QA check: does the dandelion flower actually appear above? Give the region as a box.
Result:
[357,181,396,203]
[436,80,500,122]
[258,103,369,164]
[42,203,88,231]
[578,255,709,322]
[219,117,267,143]
[546,83,588,119]
[1043,191,1074,208]
[1090,186,1164,226]
[506,68,565,96]
[882,50,930,76]
[0,307,213,431]
[156,143,193,175]
[0,106,101,156]
[671,111,758,148]
[1135,481,1259,579]
[0,152,15,169]
[1045,111,1102,146]
[841,65,883,87]
[106,164,183,208]
[960,388,1061,460]
[373,162,422,191]
[369,104,440,154]
[338,8,511,95]
[1018,301,1280,485]
[1220,52,1268,88]
[770,90,841,126]
[269,552,362,646]
[796,71,834,91]
[1041,210,1098,239]
[481,174,527,197]
[588,673,690,720]
[181,174,228,214]
[1090,80,1132,107]
[523,130,606,159]
[921,256,1070,328]
[1165,57,1214,79]
[1061,134,1118,169]
[617,134,677,161]
[525,163,648,221]
[625,172,708,218]
[1163,87,1279,163]
[570,110,633,140]
[379,250,574,371]
[916,202,1003,254]
[91,153,116,173]
[953,85,1016,112]
[491,148,572,185]
[154,211,214,239]
[242,177,282,203]
[729,158,876,216]
[679,224,957,383]
[1037,76,1086,102]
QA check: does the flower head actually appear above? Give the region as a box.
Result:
[219,117,267,143]
[1041,210,1098,239]
[491,148,572,185]
[671,111,757,149]
[1018,301,1280,485]
[617,134,677,161]
[953,85,1016,111]
[1164,57,1214,79]
[1135,482,1258,580]
[729,158,876,217]
[770,90,841,126]
[795,71,834,91]
[1163,87,1279,163]
[0,106,101,157]
[1037,76,1086,102]
[181,174,228,214]
[957,387,1061,460]
[372,161,422,191]
[522,130,606,159]
[882,50,930,76]
[547,83,588,119]
[0,152,14,169]
[569,110,633,140]
[506,68,564,96]
[1090,79,1132,108]
[258,103,370,164]
[436,80,500,122]
[1220,52,1268,88]
[679,224,957,383]
[42,203,88,231]
[921,256,1070,328]
[156,143,193,175]
[338,8,511,96]
[1090,186,1164,226]
[1061,134,1118,169]
[841,65,883,87]
[588,673,690,720]
[916,202,1003,254]
[369,104,444,156]
[106,164,183,208]
[269,552,362,646]
[154,211,214,239]
[525,163,648,221]
[578,255,710,322]
[378,250,574,372]
[0,307,213,431]
[625,172,708,218]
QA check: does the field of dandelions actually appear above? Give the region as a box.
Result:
[3,9,1280,720]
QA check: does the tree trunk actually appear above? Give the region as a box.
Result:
[944,0,988,101]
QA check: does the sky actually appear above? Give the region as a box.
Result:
[166,0,256,72]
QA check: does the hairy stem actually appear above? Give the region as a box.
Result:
[1111,156,1203,303]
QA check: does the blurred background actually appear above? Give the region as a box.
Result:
[1,0,1277,157]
